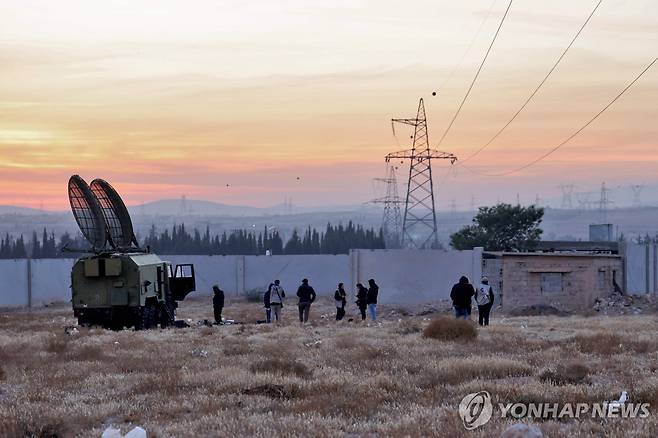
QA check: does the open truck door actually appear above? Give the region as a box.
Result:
[169,263,196,301]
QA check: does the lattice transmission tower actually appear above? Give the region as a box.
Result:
[386,98,457,248]
[630,184,644,208]
[371,165,403,248]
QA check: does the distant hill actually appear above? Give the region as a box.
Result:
[129,199,266,216]
[0,205,48,215]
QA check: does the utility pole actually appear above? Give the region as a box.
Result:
[370,165,403,248]
[598,182,613,222]
[559,184,575,209]
[386,98,457,248]
[630,184,644,208]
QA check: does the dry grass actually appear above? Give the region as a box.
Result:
[539,362,590,386]
[0,296,657,437]
[422,316,478,341]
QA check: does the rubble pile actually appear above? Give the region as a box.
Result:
[593,293,658,316]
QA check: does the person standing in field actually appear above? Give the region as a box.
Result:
[296,278,316,324]
[450,276,475,320]
[335,282,347,321]
[367,278,379,321]
[212,285,225,324]
[263,285,271,323]
[475,276,495,326]
[269,279,285,323]
[355,283,368,321]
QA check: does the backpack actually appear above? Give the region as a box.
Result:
[476,284,492,306]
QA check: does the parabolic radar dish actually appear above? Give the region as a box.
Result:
[90,178,136,249]
[68,175,107,250]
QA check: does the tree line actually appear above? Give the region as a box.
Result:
[0,222,385,259]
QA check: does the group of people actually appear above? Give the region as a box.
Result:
[450,275,495,326]
[261,278,380,324]
[212,275,494,327]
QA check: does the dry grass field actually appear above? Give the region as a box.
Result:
[1,296,658,437]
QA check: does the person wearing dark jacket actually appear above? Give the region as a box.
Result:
[475,276,495,326]
[335,283,347,321]
[450,276,475,320]
[296,278,316,323]
[355,283,368,321]
[212,285,225,324]
[264,285,271,323]
[367,278,379,321]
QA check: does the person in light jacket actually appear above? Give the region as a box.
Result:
[475,276,495,326]
[269,279,285,323]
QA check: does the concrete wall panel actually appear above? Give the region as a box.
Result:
[0,260,28,307]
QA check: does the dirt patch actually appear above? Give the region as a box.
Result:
[250,358,312,379]
[539,362,590,385]
[243,384,296,399]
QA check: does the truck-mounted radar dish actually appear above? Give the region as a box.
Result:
[68,175,107,251]
[90,178,137,249]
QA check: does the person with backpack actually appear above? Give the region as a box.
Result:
[263,285,272,323]
[367,278,379,321]
[355,283,368,321]
[269,279,285,323]
[334,283,347,321]
[296,278,316,324]
[450,276,475,320]
[475,276,495,326]
[212,285,225,324]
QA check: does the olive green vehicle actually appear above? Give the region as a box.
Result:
[67,175,196,329]
[72,253,195,329]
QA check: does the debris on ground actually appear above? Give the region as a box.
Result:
[102,426,147,438]
[196,319,214,327]
[64,326,79,336]
[500,423,543,438]
[190,348,208,358]
[304,340,322,348]
[593,293,658,315]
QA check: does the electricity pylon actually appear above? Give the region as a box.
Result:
[630,184,644,208]
[559,184,575,209]
[371,165,403,248]
[386,98,457,248]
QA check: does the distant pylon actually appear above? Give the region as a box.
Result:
[386,98,457,248]
[576,192,592,211]
[559,184,575,209]
[598,182,613,222]
[180,194,187,215]
[630,184,644,208]
[371,165,403,248]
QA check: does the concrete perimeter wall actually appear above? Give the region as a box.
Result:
[0,249,482,307]
[624,243,658,294]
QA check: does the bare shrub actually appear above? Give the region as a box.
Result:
[242,383,297,399]
[222,337,252,356]
[44,336,69,354]
[250,358,312,379]
[199,326,214,336]
[334,334,358,350]
[244,288,263,303]
[0,366,5,381]
[572,333,657,355]
[539,362,590,385]
[395,318,422,335]
[66,344,105,362]
[422,317,477,342]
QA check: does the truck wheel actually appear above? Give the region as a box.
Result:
[138,304,158,330]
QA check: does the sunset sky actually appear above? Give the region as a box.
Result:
[1,0,657,211]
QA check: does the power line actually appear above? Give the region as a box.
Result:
[461,0,603,163]
[435,0,514,148]
[462,55,658,177]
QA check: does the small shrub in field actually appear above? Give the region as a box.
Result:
[242,383,296,399]
[0,367,5,381]
[250,358,312,379]
[395,319,422,335]
[539,363,590,385]
[423,317,477,342]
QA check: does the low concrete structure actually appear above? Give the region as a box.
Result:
[484,252,623,312]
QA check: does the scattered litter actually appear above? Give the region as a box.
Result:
[594,293,658,315]
[101,426,147,438]
[605,391,629,414]
[64,326,79,336]
[416,307,439,316]
[303,340,322,348]
[196,319,213,327]
[320,314,328,319]
[114,341,119,345]
[191,348,208,358]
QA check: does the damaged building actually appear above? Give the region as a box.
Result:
[483,242,623,312]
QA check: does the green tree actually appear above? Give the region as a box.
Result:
[450,203,544,251]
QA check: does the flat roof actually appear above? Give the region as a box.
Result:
[484,251,621,259]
